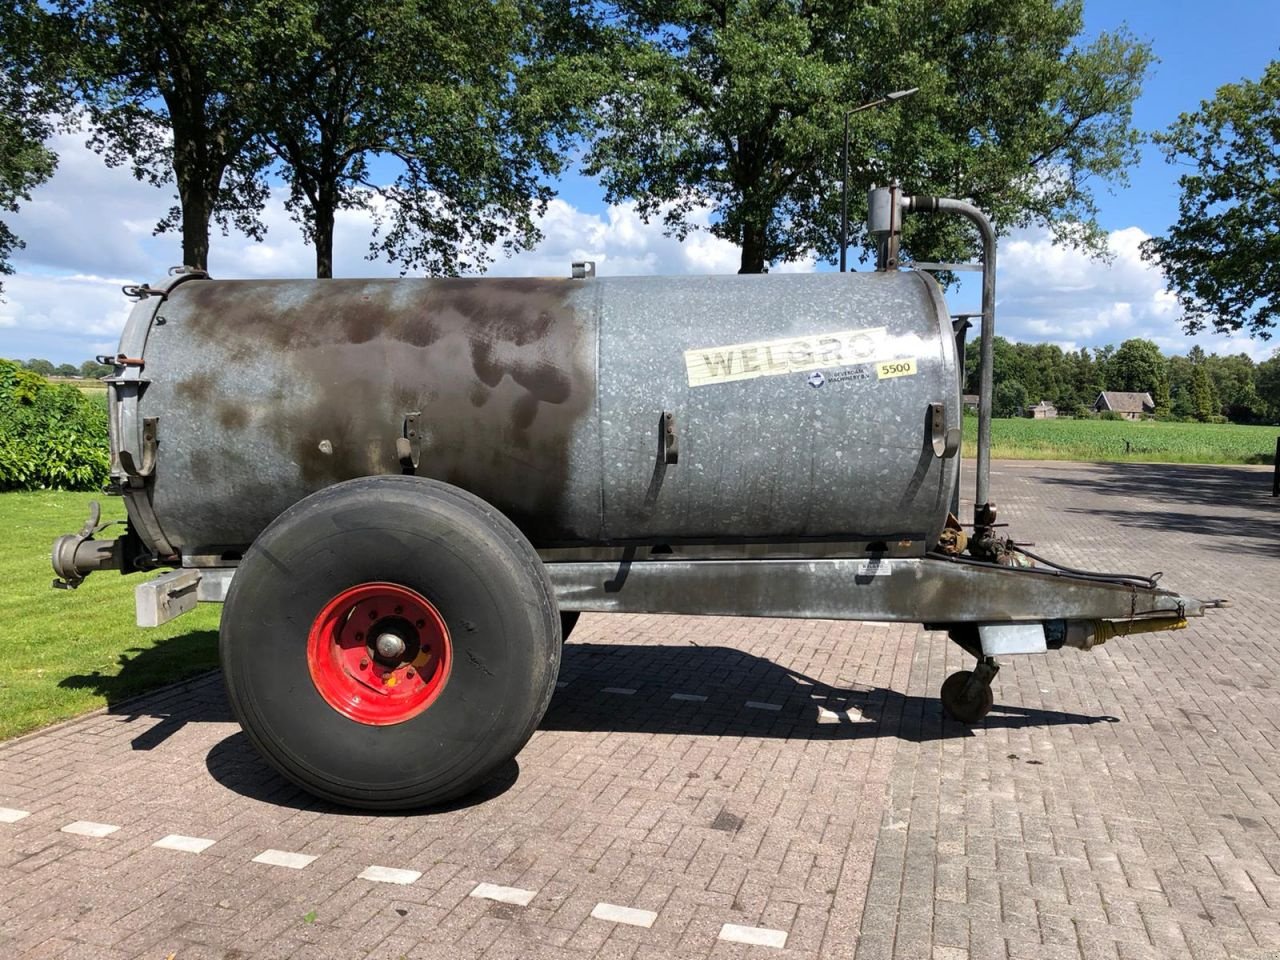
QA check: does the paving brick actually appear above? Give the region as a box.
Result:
[1,462,1276,959]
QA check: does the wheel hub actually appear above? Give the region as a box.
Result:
[306,582,451,725]
[374,631,407,660]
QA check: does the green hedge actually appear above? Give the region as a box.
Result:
[0,359,110,491]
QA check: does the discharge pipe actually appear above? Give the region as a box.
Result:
[867,185,997,536]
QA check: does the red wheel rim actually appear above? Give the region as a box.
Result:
[306,582,452,726]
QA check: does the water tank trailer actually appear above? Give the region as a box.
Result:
[52,188,1221,809]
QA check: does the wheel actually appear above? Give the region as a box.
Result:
[560,611,580,642]
[220,475,560,810]
[940,669,994,724]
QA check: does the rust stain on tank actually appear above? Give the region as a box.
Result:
[166,276,597,545]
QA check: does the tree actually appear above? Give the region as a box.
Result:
[57,0,275,270]
[1141,60,1280,338]
[1190,365,1216,422]
[578,0,1151,273]
[1257,354,1280,423]
[253,0,575,278]
[24,358,55,377]
[993,379,1028,419]
[0,2,67,294]
[1107,338,1166,396]
[79,359,113,379]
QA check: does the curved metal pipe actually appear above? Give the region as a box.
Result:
[903,195,997,530]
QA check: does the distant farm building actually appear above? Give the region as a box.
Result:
[1026,400,1057,419]
[1093,391,1154,420]
[962,394,979,411]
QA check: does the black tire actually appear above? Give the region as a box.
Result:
[560,611,580,642]
[940,670,995,724]
[220,475,560,810]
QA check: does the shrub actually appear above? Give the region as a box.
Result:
[0,359,110,491]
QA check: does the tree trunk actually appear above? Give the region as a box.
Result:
[738,222,767,273]
[314,190,335,279]
[177,173,212,271]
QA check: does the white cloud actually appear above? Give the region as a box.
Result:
[975,224,1274,360]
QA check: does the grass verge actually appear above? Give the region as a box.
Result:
[963,417,1278,465]
[0,491,220,739]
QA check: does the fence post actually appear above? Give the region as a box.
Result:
[1274,437,1279,497]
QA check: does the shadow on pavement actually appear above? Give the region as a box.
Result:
[80,634,1111,806]
[57,629,222,750]
[1029,462,1279,557]
[205,733,520,815]
[542,642,1113,744]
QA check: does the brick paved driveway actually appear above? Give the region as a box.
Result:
[0,460,1276,960]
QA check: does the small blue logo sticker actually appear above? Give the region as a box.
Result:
[807,371,826,388]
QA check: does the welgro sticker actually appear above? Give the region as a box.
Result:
[876,358,917,380]
[684,327,886,387]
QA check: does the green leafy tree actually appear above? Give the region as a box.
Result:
[56,0,276,270]
[24,358,55,377]
[1141,61,1280,338]
[1107,338,1166,396]
[0,1,67,294]
[1204,353,1261,421]
[578,0,1151,272]
[253,0,577,278]
[1190,364,1216,422]
[79,359,114,379]
[993,379,1028,419]
[1256,353,1280,423]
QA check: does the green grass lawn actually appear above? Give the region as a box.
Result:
[963,416,1279,465]
[0,491,220,739]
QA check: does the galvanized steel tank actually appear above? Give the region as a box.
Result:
[126,271,962,556]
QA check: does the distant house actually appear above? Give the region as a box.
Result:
[962,394,980,411]
[1026,400,1057,419]
[1093,391,1154,420]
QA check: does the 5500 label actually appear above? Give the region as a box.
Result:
[876,358,917,380]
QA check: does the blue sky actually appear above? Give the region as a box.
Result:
[1,2,1277,365]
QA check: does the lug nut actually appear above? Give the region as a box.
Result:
[359,657,369,669]
[406,668,415,678]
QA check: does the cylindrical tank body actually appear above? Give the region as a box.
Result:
[125,271,961,557]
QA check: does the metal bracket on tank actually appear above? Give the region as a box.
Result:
[928,402,960,459]
[662,412,678,464]
[397,412,422,474]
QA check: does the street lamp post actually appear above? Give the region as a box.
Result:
[840,87,918,272]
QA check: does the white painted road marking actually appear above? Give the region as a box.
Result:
[358,865,421,885]
[745,701,782,712]
[601,687,636,695]
[718,923,788,947]
[252,849,318,870]
[670,693,708,702]
[60,821,119,838]
[0,807,30,823]
[469,882,536,906]
[153,834,216,854]
[591,903,657,927]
